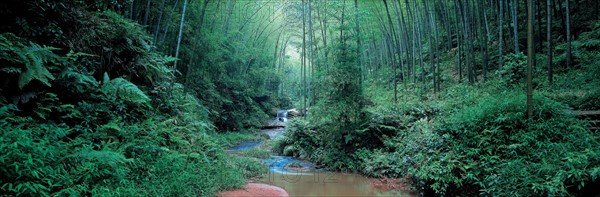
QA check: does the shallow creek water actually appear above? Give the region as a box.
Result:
[227,127,415,196]
[259,171,414,196]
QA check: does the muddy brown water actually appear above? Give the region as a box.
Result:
[227,127,415,196]
[259,171,415,197]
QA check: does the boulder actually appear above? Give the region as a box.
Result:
[217,183,289,197]
[287,108,301,118]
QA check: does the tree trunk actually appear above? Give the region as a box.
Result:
[481,0,489,81]
[547,0,553,83]
[499,0,504,76]
[309,0,315,105]
[160,0,180,45]
[302,0,307,116]
[537,0,543,50]
[391,0,405,86]
[318,0,328,70]
[565,0,572,68]
[466,0,475,83]
[424,0,433,91]
[398,0,412,83]
[153,0,166,41]
[130,0,135,19]
[459,0,474,84]
[527,0,534,119]
[174,0,188,69]
[405,0,417,84]
[413,2,427,87]
[223,0,236,36]
[199,0,210,29]
[383,0,398,103]
[274,32,282,69]
[437,0,452,50]
[427,0,440,93]
[512,0,519,53]
[355,0,362,84]
[143,0,151,27]
[455,0,463,82]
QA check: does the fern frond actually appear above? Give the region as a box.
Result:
[138,54,176,83]
[0,33,61,89]
[102,77,150,105]
[60,69,99,88]
[582,39,600,48]
[69,149,130,167]
[98,119,122,133]
[0,104,19,118]
[0,67,22,74]
[19,43,60,88]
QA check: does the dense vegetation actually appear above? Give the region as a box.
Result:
[1,0,599,196]
[273,0,600,196]
[0,0,276,196]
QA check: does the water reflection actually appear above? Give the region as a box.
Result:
[260,172,414,197]
[227,128,415,196]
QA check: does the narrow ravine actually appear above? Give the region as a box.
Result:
[223,112,415,197]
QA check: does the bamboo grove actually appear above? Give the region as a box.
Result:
[1,0,600,196]
[116,0,598,116]
[275,0,600,195]
[225,0,596,113]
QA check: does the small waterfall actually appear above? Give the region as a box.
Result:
[276,110,288,122]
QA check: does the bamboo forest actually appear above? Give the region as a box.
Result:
[1,0,600,196]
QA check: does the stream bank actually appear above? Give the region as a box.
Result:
[221,124,415,196]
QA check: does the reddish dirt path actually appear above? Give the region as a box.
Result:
[217,183,289,197]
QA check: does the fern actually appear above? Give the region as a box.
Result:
[0,33,62,89]
[69,149,130,167]
[0,104,18,118]
[60,69,99,88]
[18,42,59,88]
[137,54,177,83]
[102,77,150,105]
[98,119,122,133]
[0,67,22,74]
[581,39,600,48]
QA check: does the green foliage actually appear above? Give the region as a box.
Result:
[0,119,64,196]
[543,20,600,110]
[496,52,527,85]
[0,97,261,196]
[212,129,269,148]
[237,148,271,159]
[0,33,63,90]
[276,21,370,171]
[274,119,323,162]
[435,91,599,196]
[184,34,276,131]
[0,2,273,196]
[101,77,150,105]
[279,75,600,196]
[364,89,599,196]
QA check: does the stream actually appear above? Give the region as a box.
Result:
[227,124,415,196]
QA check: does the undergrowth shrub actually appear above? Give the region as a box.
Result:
[496,52,527,85]
[275,95,437,172]
[347,84,600,196]
[274,119,322,162]
[0,101,263,196]
[543,21,600,110]
[212,129,269,148]
[409,91,600,196]
[0,1,274,197]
